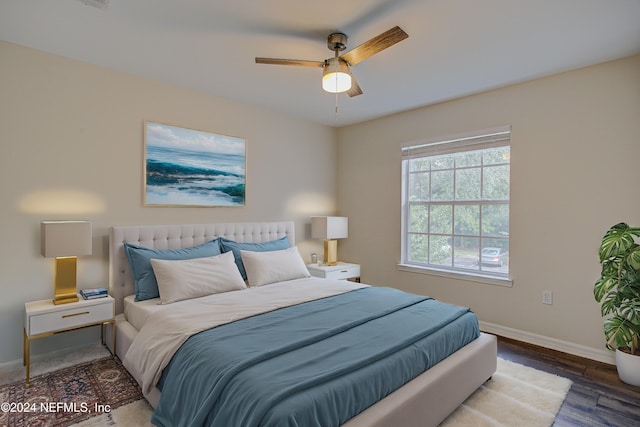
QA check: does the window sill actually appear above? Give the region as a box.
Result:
[397,263,513,287]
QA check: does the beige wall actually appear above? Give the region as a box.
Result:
[0,41,337,363]
[337,55,640,359]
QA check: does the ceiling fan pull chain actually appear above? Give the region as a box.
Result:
[335,93,339,120]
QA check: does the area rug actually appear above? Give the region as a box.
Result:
[440,358,573,427]
[1,356,571,427]
[0,357,143,427]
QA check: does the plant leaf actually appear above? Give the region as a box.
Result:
[599,223,635,261]
[619,300,640,324]
[600,290,619,316]
[603,316,635,350]
[594,276,617,302]
[626,245,640,270]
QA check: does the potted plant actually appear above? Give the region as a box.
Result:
[594,222,640,386]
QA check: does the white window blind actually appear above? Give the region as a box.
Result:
[402,125,511,158]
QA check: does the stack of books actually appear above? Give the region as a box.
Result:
[80,287,108,300]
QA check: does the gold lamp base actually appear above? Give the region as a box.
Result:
[324,239,338,266]
[53,257,79,305]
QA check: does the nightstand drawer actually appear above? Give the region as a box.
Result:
[307,262,361,281]
[28,300,114,336]
[324,265,360,280]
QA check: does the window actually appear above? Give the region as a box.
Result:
[401,126,511,283]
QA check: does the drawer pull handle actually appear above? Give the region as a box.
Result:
[62,311,90,319]
[341,270,348,273]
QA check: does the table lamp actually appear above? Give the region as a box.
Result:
[41,221,92,305]
[311,216,348,266]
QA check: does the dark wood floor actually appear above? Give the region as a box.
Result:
[497,336,640,427]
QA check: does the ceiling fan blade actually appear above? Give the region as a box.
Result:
[347,76,363,97]
[255,58,325,68]
[340,26,408,66]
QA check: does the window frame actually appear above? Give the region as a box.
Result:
[400,126,512,286]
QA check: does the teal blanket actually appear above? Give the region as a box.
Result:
[152,286,479,427]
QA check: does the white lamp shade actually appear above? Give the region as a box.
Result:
[41,221,92,258]
[322,58,352,94]
[311,216,348,240]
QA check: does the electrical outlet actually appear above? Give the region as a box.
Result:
[542,290,553,305]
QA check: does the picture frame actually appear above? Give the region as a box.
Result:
[144,121,246,207]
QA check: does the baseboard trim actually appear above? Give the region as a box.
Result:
[480,321,616,365]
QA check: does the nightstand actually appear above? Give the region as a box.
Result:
[306,262,361,282]
[23,295,115,386]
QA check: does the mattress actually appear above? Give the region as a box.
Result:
[123,294,163,331]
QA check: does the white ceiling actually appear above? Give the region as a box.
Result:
[2,0,640,127]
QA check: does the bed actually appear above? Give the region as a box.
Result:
[108,221,496,427]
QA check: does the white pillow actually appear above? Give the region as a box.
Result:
[240,246,311,287]
[150,251,246,304]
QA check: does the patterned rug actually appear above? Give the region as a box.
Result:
[0,357,142,427]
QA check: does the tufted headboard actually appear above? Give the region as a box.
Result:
[109,221,295,314]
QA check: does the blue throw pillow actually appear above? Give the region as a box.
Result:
[219,236,291,280]
[124,239,222,301]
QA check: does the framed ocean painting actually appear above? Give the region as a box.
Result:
[144,121,246,207]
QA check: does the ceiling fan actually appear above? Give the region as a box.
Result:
[255,26,408,97]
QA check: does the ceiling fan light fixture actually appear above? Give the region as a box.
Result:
[322,58,352,93]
